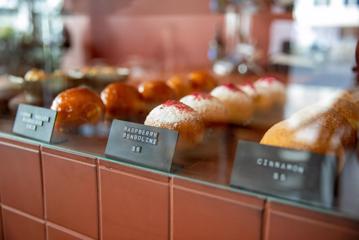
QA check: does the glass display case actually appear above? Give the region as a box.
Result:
[0,0,358,239]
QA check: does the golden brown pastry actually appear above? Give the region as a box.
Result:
[144,100,204,148]
[138,80,175,102]
[138,80,176,112]
[188,70,217,92]
[24,69,47,82]
[210,83,253,124]
[101,83,144,120]
[51,87,104,130]
[332,91,359,129]
[166,75,191,98]
[260,99,357,170]
[21,69,48,107]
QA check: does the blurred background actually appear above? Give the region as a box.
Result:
[0,0,357,83]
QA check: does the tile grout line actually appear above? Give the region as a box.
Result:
[1,205,45,223]
[261,199,270,240]
[47,222,95,240]
[0,204,5,240]
[96,158,103,240]
[169,177,174,240]
[39,145,49,239]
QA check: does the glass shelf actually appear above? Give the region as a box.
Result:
[1,79,358,222]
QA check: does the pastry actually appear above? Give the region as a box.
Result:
[253,77,286,109]
[260,98,357,170]
[144,100,204,148]
[51,87,104,130]
[210,83,253,124]
[332,90,359,129]
[180,92,227,123]
[21,68,47,107]
[238,82,257,99]
[166,75,191,98]
[24,68,47,82]
[188,70,217,92]
[101,82,144,120]
[138,80,176,112]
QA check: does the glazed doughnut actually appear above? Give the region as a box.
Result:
[187,71,217,92]
[101,82,144,120]
[51,87,104,130]
[166,75,191,98]
[138,80,176,112]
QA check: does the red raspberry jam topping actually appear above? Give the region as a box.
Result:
[222,83,245,94]
[239,82,255,89]
[191,92,213,100]
[223,83,240,91]
[258,77,278,84]
[162,100,194,112]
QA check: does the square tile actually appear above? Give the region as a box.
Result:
[265,201,359,240]
[100,166,170,240]
[172,178,264,240]
[42,149,99,239]
[0,140,43,218]
[2,206,45,240]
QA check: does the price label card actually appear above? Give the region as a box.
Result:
[230,141,336,207]
[13,104,57,143]
[105,120,178,172]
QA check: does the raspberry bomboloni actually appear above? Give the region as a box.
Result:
[51,87,104,130]
[144,100,204,148]
[180,92,227,124]
[253,77,286,109]
[210,83,253,125]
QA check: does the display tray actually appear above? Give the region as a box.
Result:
[0,83,358,222]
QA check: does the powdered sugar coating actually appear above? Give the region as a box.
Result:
[210,85,253,124]
[287,91,344,129]
[180,93,227,122]
[191,92,214,100]
[162,100,194,112]
[254,77,285,95]
[144,100,204,147]
[211,85,251,103]
[238,83,257,98]
[144,101,201,125]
